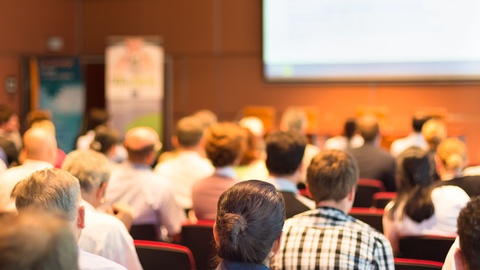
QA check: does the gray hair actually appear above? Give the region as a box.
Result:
[280,107,308,132]
[12,168,81,222]
[61,149,111,194]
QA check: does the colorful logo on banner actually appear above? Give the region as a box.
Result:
[37,57,85,153]
[105,36,164,138]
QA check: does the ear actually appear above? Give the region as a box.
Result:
[77,204,85,229]
[271,231,283,256]
[454,248,467,270]
[96,182,108,202]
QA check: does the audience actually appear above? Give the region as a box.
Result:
[154,116,214,210]
[234,127,269,181]
[382,147,469,254]
[0,104,20,166]
[0,128,57,212]
[280,107,320,182]
[349,114,396,191]
[77,108,110,151]
[271,149,394,269]
[324,118,364,150]
[214,180,285,270]
[436,138,480,197]
[11,168,126,269]
[104,126,186,242]
[265,130,314,218]
[62,150,142,270]
[422,117,447,181]
[390,114,429,157]
[0,208,79,270]
[89,126,126,163]
[192,122,243,220]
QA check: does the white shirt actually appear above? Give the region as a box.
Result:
[77,130,96,150]
[389,132,428,157]
[79,200,143,270]
[0,159,53,211]
[442,237,459,270]
[324,134,364,151]
[154,151,214,209]
[78,248,127,270]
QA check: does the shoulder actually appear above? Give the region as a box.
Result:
[79,249,127,270]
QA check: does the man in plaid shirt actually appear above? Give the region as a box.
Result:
[271,149,394,270]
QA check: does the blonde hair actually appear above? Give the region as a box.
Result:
[422,118,447,150]
[437,138,467,171]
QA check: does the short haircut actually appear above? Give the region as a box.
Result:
[0,104,15,125]
[90,126,121,155]
[457,195,480,270]
[62,149,111,193]
[0,208,78,270]
[175,116,204,148]
[265,130,307,176]
[357,115,379,143]
[280,107,308,132]
[412,115,430,133]
[12,168,81,222]
[343,118,358,139]
[215,180,285,264]
[436,138,467,172]
[307,149,359,202]
[204,122,244,167]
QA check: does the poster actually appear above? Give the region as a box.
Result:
[105,36,164,138]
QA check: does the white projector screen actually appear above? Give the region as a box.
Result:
[263,0,480,82]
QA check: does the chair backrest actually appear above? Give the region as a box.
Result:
[134,240,196,270]
[372,191,397,208]
[130,224,158,241]
[353,178,386,208]
[349,207,384,233]
[181,220,217,270]
[398,235,456,262]
[394,258,443,270]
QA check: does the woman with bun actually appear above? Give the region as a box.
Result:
[214,180,285,269]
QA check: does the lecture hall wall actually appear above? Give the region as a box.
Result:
[2,0,480,163]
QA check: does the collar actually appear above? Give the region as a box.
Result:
[214,166,237,179]
[22,159,54,168]
[270,177,298,193]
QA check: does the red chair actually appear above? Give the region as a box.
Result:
[397,235,456,262]
[394,258,443,269]
[349,207,384,233]
[134,240,196,270]
[353,179,386,208]
[372,192,397,208]
[181,220,217,270]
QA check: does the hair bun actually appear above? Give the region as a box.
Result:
[224,213,247,245]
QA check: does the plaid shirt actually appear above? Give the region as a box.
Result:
[271,207,394,270]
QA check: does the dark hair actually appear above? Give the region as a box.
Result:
[265,130,307,176]
[0,105,15,125]
[307,149,359,203]
[82,108,109,135]
[90,126,121,155]
[215,180,285,264]
[458,196,480,270]
[390,147,435,223]
[412,115,430,133]
[175,116,204,148]
[343,118,357,140]
[205,122,244,168]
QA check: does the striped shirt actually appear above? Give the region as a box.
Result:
[271,207,394,270]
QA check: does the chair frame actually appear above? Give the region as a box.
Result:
[134,240,196,270]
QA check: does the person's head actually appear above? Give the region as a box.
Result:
[174,116,204,149]
[22,127,57,165]
[280,107,308,133]
[85,108,109,132]
[62,150,111,208]
[412,114,430,133]
[422,118,447,151]
[239,116,265,138]
[192,109,217,129]
[0,208,78,270]
[396,147,433,194]
[30,119,56,136]
[343,118,358,139]
[265,130,307,178]
[90,126,121,157]
[204,122,244,168]
[214,180,285,265]
[357,115,380,143]
[436,138,467,177]
[306,150,359,208]
[456,196,480,270]
[0,105,19,133]
[124,126,161,165]
[238,127,260,166]
[11,168,84,239]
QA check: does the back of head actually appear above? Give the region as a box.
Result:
[124,126,161,163]
[204,122,244,168]
[62,150,111,194]
[437,138,467,172]
[421,118,447,150]
[12,168,81,223]
[412,115,430,133]
[280,107,308,133]
[192,109,217,129]
[457,196,480,270]
[238,128,259,166]
[307,149,359,203]
[90,126,121,155]
[396,147,432,193]
[175,116,204,148]
[31,119,56,136]
[0,104,15,126]
[343,118,358,139]
[0,208,78,270]
[357,115,379,143]
[25,110,52,129]
[215,180,285,264]
[23,127,57,163]
[239,116,265,138]
[265,130,307,176]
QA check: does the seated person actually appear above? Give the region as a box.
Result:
[324,118,364,151]
[383,147,469,254]
[214,180,285,270]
